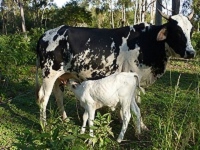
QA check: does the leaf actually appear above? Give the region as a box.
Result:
[52,127,59,140]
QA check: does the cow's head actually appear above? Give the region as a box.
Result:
[157,10,195,59]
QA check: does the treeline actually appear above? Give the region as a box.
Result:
[0,0,200,35]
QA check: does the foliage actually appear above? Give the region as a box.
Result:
[14,118,89,149]
[54,1,92,27]
[0,34,32,81]
[0,28,44,81]
[191,32,200,56]
[13,112,118,149]
[88,112,117,148]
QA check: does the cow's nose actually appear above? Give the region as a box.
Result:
[186,51,195,59]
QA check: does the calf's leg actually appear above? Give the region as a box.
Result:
[130,98,141,134]
[80,110,88,134]
[87,105,96,137]
[117,103,131,143]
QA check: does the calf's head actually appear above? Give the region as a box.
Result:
[157,10,195,59]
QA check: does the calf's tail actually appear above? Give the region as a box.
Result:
[35,56,40,103]
[134,74,145,94]
[35,38,41,103]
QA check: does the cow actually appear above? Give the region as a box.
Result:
[67,72,144,143]
[36,11,195,127]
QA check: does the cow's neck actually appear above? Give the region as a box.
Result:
[127,24,169,87]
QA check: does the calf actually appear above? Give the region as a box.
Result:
[68,72,144,143]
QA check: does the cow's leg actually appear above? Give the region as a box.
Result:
[117,103,131,143]
[87,105,95,137]
[80,110,88,134]
[130,98,141,134]
[53,79,67,120]
[37,71,64,128]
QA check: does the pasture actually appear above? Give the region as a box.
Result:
[0,59,200,149]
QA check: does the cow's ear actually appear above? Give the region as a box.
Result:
[157,28,168,41]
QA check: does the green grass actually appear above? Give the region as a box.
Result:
[0,60,200,149]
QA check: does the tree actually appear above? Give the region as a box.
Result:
[150,0,156,24]
[155,0,162,25]
[172,0,180,15]
[117,0,133,27]
[53,1,92,27]
[0,0,6,34]
[16,0,26,33]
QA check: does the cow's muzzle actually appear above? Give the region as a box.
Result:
[185,51,195,59]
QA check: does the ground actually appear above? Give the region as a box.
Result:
[0,59,200,149]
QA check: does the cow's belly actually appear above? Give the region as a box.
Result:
[70,49,157,87]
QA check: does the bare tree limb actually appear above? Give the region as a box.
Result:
[157,0,173,12]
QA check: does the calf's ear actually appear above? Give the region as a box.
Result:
[157,28,168,41]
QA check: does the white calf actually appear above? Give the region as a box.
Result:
[68,72,144,143]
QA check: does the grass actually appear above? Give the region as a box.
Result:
[0,59,200,149]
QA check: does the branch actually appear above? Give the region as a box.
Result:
[157,0,173,12]
[144,0,156,12]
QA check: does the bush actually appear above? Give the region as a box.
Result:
[0,29,44,81]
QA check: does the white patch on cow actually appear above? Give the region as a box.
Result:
[119,37,129,51]
[111,41,115,52]
[171,14,194,55]
[130,25,135,32]
[43,25,68,52]
[141,23,150,32]
[117,47,140,72]
[116,47,155,87]
[83,49,90,59]
[85,38,90,46]
[105,53,115,70]
[135,44,139,48]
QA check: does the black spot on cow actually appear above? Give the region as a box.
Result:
[44,68,50,78]
[53,34,58,41]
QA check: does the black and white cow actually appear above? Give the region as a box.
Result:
[36,11,195,126]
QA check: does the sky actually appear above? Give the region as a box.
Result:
[53,0,68,8]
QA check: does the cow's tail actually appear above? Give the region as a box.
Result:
[35,39,41,103]
[134,74,145,95]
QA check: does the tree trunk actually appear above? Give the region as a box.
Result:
[134,0,138,24]
[1,0,7,34]
[109,0,114,28]
[138,0,142,23]
[150,0,155,24]
[172,0,180,15]
[155,0,162,25]
[18,0,26,33]
[141,0,147,22]
[121,4,125,27]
